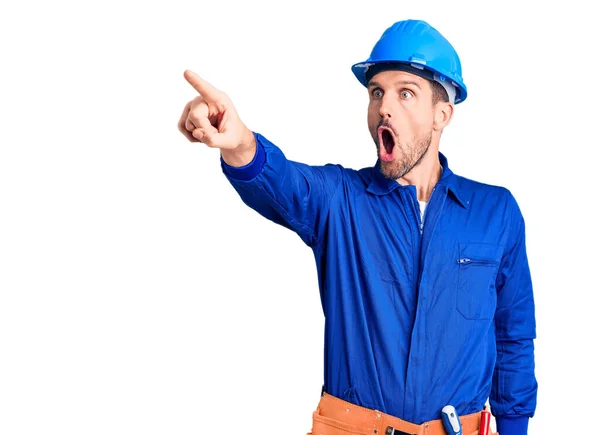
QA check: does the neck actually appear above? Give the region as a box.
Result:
[395,145,442,202]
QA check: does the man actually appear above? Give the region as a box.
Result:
[178,19,537,435]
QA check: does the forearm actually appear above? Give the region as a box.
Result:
[491,335,537,413]
[220,132,343,247]
[491,317,537,435]
[491,289,537,423]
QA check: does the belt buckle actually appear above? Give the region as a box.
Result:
[385,427,417,435]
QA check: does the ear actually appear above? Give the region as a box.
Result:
[433,102,454,131]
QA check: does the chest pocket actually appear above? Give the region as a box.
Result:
[456,242,503,320]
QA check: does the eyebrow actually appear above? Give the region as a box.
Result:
[367,80,422,90]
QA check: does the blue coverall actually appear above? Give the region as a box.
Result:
[220,132,537,435]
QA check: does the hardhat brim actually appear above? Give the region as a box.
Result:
[351,60,468,104]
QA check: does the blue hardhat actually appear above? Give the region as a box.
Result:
[351,19,468,104]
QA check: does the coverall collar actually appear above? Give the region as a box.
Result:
[366,151,469,208]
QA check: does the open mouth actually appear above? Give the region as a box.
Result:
[378,126,396,161]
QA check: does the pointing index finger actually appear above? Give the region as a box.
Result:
[184,70,220,100]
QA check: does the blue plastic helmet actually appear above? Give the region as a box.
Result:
[351,19,468,104]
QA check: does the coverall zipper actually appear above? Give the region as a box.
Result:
[419,187,435,235]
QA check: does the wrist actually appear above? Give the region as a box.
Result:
[221,129,256,167]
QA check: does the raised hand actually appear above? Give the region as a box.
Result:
[178,70,255,152]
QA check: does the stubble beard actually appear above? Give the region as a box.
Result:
[378,130,433,180]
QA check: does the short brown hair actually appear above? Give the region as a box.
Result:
[430,80,449,106]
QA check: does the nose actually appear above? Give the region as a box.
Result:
[378,94,393,119]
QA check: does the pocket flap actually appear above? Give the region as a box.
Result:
[458,242,503,263]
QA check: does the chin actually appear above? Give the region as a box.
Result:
[379,160,401,180]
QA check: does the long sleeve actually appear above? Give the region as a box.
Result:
[220,131,343,248]
[491,192,538,434]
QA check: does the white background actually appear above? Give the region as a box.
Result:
[1,1,598,434]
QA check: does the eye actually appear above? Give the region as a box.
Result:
[400,90,413,99]
[372,88,383,98]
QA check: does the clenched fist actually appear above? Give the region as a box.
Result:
[178,70,256,162]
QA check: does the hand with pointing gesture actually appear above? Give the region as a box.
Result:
[178,70,256,160]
